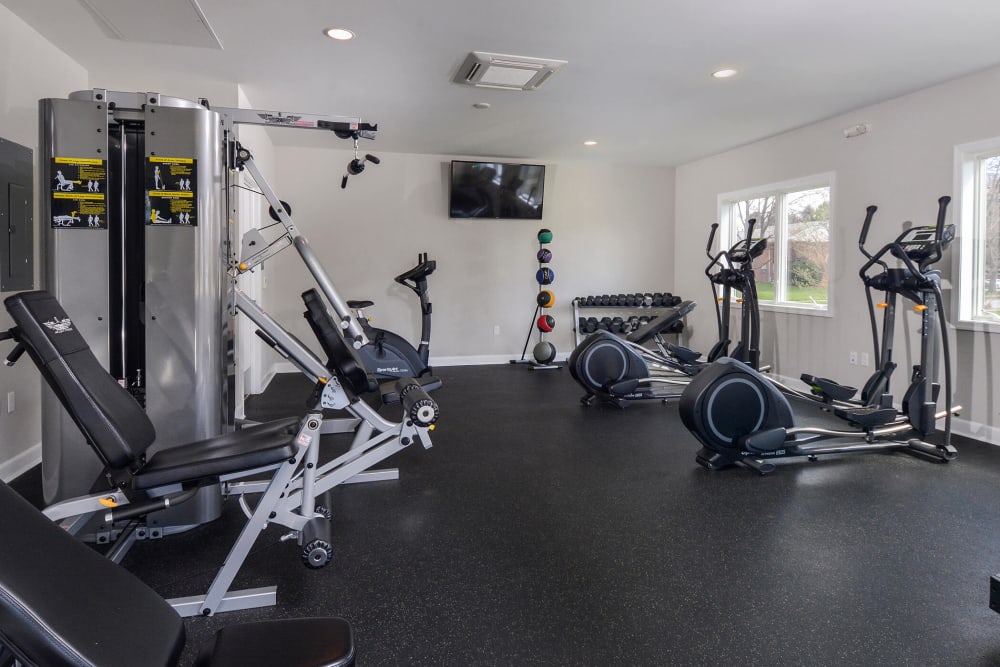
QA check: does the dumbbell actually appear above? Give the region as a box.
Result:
[600,295,611,306]
[643,293,653,307]
[578,317,587,332]
[598,317,612,331]
[638,316,650,326]
[585,295,596,306]
[610,317,624,334]
[668,320,685,334]
[652,293,664,307]
[586,317,598,333]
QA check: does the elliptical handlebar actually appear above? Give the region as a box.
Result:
[859,197,952,283]
[859,205,878,260]
[926,195,951,269]
[706,223,719,259]
[704,217,759,278]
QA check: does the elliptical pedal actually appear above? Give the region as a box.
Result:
[833,405,897,429]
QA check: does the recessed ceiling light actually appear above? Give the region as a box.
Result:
[472,102,491,110]
[324,27,355,41]
[712,68,738,79]
[583,140,598,147]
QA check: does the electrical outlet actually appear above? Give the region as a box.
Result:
[493,325,500,336]
[849,351,858,366]
[860,352,870,367]
[7,391,14,414]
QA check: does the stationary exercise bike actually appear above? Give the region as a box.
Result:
[348,253,436,381]
[567,218,765,406]
[679,196,959,474]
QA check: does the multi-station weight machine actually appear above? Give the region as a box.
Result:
[38,89,410,560]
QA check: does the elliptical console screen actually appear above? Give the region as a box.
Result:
[896,224,955,262]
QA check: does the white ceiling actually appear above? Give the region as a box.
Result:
[5,0,1000,166]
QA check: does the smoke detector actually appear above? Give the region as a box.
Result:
[453,52,567,91]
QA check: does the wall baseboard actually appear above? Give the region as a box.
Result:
[951,417,999,446]
[261,353,571,392]
[0,442,41,483]
[431,353,570,367]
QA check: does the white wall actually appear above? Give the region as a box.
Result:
[0,6,88,480]
[260,147,675,367]
[674,64,1000,441]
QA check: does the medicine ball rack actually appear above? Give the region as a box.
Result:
[571,293,687,347]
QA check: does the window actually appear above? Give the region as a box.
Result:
[718,175,833,313]
[955,139,1000,329]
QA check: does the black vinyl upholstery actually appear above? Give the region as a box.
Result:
[3,290,298,490]
[0,480,356,667]
[195,618,355,667]
[5,291,155,471]
[0,480,185,666]
[301,289,378,395]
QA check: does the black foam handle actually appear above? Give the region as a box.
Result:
[4,343,25,367]
[934,196,951,242]
[860,205,877,247]
[706,223,719,256]
[105,488,198,523]
[745,217,757,241]
[341,174,348,189]
[365,154,381,165]
[397,379,439,426]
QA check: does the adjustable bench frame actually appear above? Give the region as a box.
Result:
[4,290,438,618]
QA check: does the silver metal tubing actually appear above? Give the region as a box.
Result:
[238,155,368,345]
[786,407,961,440]
[235,289,328,381]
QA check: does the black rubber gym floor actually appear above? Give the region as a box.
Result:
[13,365,1000,665]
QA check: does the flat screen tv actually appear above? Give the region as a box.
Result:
[449,160,545,219]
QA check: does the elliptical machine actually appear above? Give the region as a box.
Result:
[567,218,765,407]
[348,253,436,381]
[567,300,698,406]
[679,196,960,475]
[667,218,768,370]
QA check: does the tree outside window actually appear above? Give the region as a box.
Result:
[723,181,831,310]
[956,140,1000,327]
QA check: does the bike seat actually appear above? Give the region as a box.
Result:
[347,299,374,309]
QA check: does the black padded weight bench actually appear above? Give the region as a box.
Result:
[2,290,439,618]
[0,478,354,667]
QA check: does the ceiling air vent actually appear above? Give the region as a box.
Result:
[453,52,567,91]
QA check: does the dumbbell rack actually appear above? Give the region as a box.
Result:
[571,293,687,347]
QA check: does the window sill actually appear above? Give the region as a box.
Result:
[953,318,1000,334]
[758,303,833,318]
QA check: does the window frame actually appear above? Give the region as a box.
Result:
[717,172,835,318]
[954,137,1000,333]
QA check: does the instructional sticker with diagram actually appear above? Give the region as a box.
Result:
[146,156,198,226]
[50,157,107,229]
